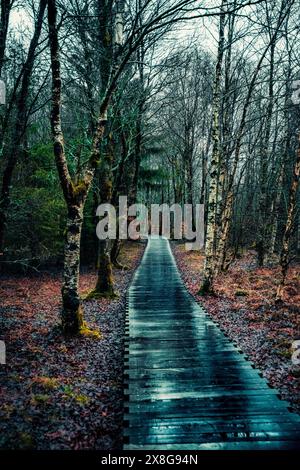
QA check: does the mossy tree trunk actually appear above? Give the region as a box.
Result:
[94,136,117,297]
[96,240,115,296]
[62,204,85,333]
[111,238,125,268]
[48,0,194,332]
[48,0,109,333]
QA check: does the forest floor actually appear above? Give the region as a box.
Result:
[0,241,145,450]
[172,243,300,414]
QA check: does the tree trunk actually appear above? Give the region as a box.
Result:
[186,151,195,230]
[95,239,115,296]
[48,0,107,333]
[110,124,128,269]
[62,205,84,333]
[276,135,300,302]
[129,100,143,206]
[214,5,235,270]
[218,189,233,271]
[0,159,15,250]
[129,38,144,206]
[111,238,124,268]
[268,165,284,257]
[93,136,117,298]
[199,0,226,295]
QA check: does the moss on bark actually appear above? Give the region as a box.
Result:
[61,290,84,335]
[198,277,214,296]
[79,322,101,339]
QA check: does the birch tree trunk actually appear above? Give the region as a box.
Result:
[199,0,226,294]
[215,5,235,272]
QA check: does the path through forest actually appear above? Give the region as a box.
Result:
[124,237,300,450]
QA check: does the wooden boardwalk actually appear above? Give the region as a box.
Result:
[124,237,300,450]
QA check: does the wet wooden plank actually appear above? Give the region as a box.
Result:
[125,430,300,445]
